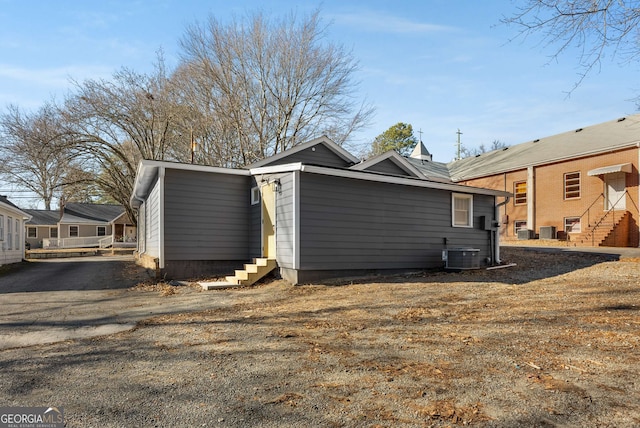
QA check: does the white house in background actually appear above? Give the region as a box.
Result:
[24,209,60,249]
[24,203,136,249]
[0,195,31,266]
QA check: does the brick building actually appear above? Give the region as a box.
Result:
[410,115,640,247]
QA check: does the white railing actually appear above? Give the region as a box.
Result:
[99,236,114,248]
[43,236,104,249]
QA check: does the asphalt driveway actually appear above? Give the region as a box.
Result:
[0,255,231,350]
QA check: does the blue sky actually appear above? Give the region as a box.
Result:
[1,0,638,165]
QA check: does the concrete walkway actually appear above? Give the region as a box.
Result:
[502,243,640,258]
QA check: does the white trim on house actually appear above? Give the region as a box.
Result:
[293,170,300,270]
[452,193,474,228]
[250,186,260,205]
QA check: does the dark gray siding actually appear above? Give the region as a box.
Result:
[164,169,251,261]
[249,177,261,259]
[364,159,414,176]
[275,172,295,268]
[263,144,353,168]
[298,173,494,270]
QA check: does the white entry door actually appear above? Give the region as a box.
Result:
[605,172,626,210]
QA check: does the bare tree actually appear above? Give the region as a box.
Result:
[502,1,640,91]
[62,55,184,223]
[179,9,374,166]
[461,140,508,158]
[0,103,74,209]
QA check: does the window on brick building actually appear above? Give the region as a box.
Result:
[514,181,527,205]
[564,172,581,199]
[514,220,527,234]
[564,217,581,233]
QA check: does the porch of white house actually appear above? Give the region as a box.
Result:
[42,224,136,249]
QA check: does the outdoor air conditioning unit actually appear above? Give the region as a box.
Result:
[517,229,535,240]
[443,248,480,270]
[539,226,556,240]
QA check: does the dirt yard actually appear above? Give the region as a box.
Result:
[1,247,638,427]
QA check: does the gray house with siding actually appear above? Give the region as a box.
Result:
[131,136,511,284]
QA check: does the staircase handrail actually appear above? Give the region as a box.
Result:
[575,193,604,229]
[583,190,629,246]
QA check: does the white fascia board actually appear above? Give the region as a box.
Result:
[250,162,304,175]
[301,165,512,197]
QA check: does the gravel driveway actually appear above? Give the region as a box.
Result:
[0,247,638,427]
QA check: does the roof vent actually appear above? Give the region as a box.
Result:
[575,128,583,132]
[502,147,509,151]
[475,154,481,157]
[618,117,626,122]
[533,139,540,143]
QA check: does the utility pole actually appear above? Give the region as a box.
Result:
[455,129,463,161]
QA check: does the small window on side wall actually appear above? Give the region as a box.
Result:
[564,217,581,233]
[97,226,107,236]
[69,225,79,237]
[564,172,581,199]
[251,186,260,205]
[514,220,527,234]
[27,227,37,238]
[452,193,473,227]
[514,181,527,205]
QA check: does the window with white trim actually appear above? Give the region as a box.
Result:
[452,193,473,227]
[69,225,79,237]
[14,219,19,250]
[564,172,581,200]
[250,186,260,205]
[0,214,4,241]
[7,217,12,249]
[97,226,107,236]
[28,227,37,238]
[50,227,58,238]
[514,181,527,205]
[564,217,581,233]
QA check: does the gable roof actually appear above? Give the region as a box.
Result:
[0,195,31,220]
[60,203,126,224]
[246,136,359,169]
[350,150,427,178]
[25,209,60,225]
[251,162,511,197]
[448,114,640,181]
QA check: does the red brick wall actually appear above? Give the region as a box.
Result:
[459,147,639,246]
